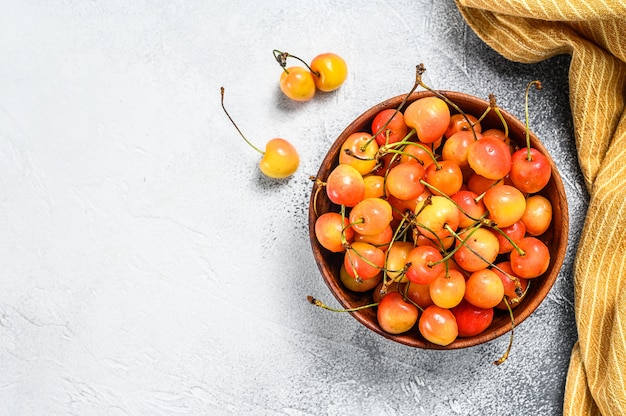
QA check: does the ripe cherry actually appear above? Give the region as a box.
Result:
[491,220,526,254]
[339,132,379,175]
[339,263,381,292]
[400,143,436,168]
[315,212,353,253]
[510,148,551,193]
[442,130,480,171]
[429,269,466,309]
[344,241,385,280]
[279,66,316,102]
[363,174,385,199]
[377,292,419,334]
[424,160,463,197]
[467,136,512,180]
[509,79,551,193]
[492,261,529,310]
[445,113,482,138]
[419,305,458,346]
[384,241,414,282]
[372,109,409,146]
[451,299,494,338]
[520,194,552,236]
[349,197,393,236]
[354,224,393,251]
[385,161,426,201]
[405,245,445,285]
[310,52,348,92]
[483,184,527,228]
[451,190,486,229]
[325,164,365,207]
[415,195,460,242]
[509,236,550,278]
[405,281,434,309]
[220,87,299,179]
[453,227,499,272]
[464,268,505,309]
[404,96,451,144]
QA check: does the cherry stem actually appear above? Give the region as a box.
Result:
[310,176,326,218]
[494,298,516,365]
[307,296,378,312]
[489,95,509,141]
[524,80,542,160]
[489,225,526,257]
[369,64,424,143]
[220,87,264,155]
[273,49,320,77]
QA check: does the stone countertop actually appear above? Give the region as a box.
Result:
[0,1,587,415]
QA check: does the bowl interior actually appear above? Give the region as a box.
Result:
[309,90,569,349]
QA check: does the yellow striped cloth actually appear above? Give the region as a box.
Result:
[454,1,626,414]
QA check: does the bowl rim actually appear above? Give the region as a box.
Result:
[309,89,569,349]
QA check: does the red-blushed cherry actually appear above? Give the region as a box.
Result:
[453,227,500,273]
[466,172,504,196]
[349,197,393,236]
[353,224,393,251]
[445,113,482,138]
[451,299,494,338]
[467,136,512,180]
[371,109,409,146]
[451,190,486,229]
[325,163,365,207]
[424,159,464,197]
[404,96,451,144]
[405,245,445,284]
[464,268,505,309]
[339,264,382,292]
[419,305,458,346]
[509,236,550,278]
[314,212,353,253]
[492,261,529,310]
[220,87,299,179]
[339,131,379,175]
[385,161,426,200]
[405,281,434,309]
[343,241,385,281]
[377,292,419,334]
[520,194,552,236]
[510,147,551,193]
[491,220,526,254]
[400,143,436,169]
[442,130,481,171]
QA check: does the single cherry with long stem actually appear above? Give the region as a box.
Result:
[221,87,299,179]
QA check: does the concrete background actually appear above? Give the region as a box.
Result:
[0,1,588,415]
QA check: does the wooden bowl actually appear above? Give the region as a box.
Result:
[308,90,569,349]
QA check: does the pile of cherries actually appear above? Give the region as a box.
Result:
[312,80,553,351]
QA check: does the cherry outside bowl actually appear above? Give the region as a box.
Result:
[308,90,569,349]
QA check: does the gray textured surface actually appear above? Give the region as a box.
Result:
[0,1,587,415]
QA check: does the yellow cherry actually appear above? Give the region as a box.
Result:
[221,87,299,179]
